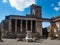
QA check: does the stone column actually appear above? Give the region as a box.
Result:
[58,21,60,39]
[9,19,11,32]
[50,22,55,39]
[20,19,22,32]
[35,21,37,32]
[15,19,17,32]
[31,20,32,32]
[50,22,54,33]
[1,23,4,37]
[39,21,42,37]
[26,20,28,32]
[59,21,60,30]
[0,31,3,42]
[36,21,42,37]
[0,31,2,41]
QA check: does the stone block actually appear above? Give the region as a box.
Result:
[17,34,23,41]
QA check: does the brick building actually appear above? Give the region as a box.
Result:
[0,4,42,38]
[0,4,60,38]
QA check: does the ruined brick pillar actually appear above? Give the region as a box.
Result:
[0,31,2,40]
[50,22,55,39]
[1,23,4,37]
[36,21,42,37]
[30,4,42,18]
[30,4,42,37]
[0,30,3,42]
[26,20,28,32]
[9,19,11,32]
[31,20,32,32]
[57,21,60,39]
[20,19,22,32]
[15,19,17,32]
[59,21,60,30]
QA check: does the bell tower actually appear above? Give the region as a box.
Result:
[30,4,42,18]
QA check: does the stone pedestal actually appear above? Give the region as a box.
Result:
[17,34,23,41]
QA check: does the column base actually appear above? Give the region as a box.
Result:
[0,40,3,42]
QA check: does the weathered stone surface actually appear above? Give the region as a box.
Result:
[25,31,36,42]
[1,39,60,45]
[17,34,23,41]
[57,30,60,39]
[0,31,3,42]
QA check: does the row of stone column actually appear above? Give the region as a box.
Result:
[8,19,35,33]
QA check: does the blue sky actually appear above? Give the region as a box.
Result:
[0,0,60,27]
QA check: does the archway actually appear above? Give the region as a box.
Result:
[42,22,50,38]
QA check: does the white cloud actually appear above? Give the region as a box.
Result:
[51,4,54,6]
[54,7,60,11]
[3,0,36,11]
[58,2,60,6]
[51,1,60,11]
[3,0,7,3]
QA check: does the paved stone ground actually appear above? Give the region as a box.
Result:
[0,38,60,45]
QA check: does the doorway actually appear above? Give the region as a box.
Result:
[42,22,50,38]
